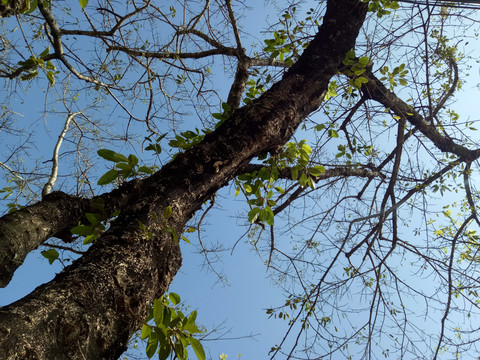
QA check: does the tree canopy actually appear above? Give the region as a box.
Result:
[1,0,480,359]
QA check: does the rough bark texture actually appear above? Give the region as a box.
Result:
[0,0,368,359]
[0,180,144,287]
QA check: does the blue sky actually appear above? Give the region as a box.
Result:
[2,1,480,360]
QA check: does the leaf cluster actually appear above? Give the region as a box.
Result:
[141,293,205,360]
[97,149,154,185]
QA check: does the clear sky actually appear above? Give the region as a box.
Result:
[2,1,480,360]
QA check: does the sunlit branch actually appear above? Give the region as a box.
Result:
[42,112,81,198]
[0,160,25,182]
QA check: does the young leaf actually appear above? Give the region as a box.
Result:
[141,324,152,340]
[153,298,164,324]
[41,249,59,265]
[97,149,117,161]
[169,292,181,306]
[190,337,206,360]
[97,169,119,185]
[308,165,326,177]
[248,207,261,223]
[70,224,94,236]
[145,336,159,359]
[79,0,88,8]
[163,206,172,219]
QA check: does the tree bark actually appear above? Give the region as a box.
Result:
[0,0,368,358]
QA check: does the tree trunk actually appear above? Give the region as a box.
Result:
[0,1,368,358]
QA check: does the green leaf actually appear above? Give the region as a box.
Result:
[260,207,274,226]
[70,224,94,236]
[169,292,181,306]
[141,324,152,340]
[20,70,38,81]
[221,102,231,113]
[173,342,187,360]
[308,165,326,177]
[145,143,162,154]
[299,172,308,187]
[41,249,59,265]
[146,336,159,359]
[291,167,299,181]
[97,169,119,185]
[25,0,38,14]
[39,47,50,59]
[83,234,96,245]
[138,166,153,174]
[153,298,164,324]
[186,310,198,328]
[128,154,138,166]
[85,212,100,225]
[97,149,117,161]
[248,207,261,223]
[328,129,339,138]
[112,153,129,163]
[79,0,88,8]
[163,206,172,219]
[158,336,171,360]
[359,56,370,66]
[190,337,206,360]
[116,162,132,171]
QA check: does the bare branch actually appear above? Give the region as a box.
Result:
[42,112,82,198]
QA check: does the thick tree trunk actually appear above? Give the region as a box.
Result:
[0,1,368,359]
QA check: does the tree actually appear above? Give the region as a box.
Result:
[0,0,480,359]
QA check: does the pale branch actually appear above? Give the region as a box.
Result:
[37,0,111,87]
[361,67,480,161]
[42,112,82,198]
[0,160,25,182]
